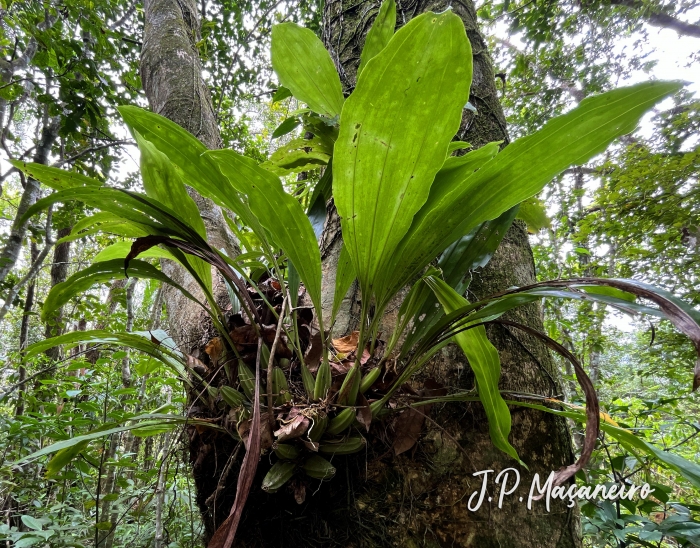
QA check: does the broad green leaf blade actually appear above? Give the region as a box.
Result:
[41,259,207,322]
[9,160,102,190]
[272,116,301,139]
[331,243,355,325]
[206,149,323,317]
[358,0,396,76]
[58,212,151,244]
[17,186,200,245]
[136,133,207,239]
[93,241,177,263]
[24,331,188,383]
[136,132,213,294]
[516,197,550,233]
[425,275,519,462]
[441,206,519,295]
[384,81,684,306]
[261,135,332,175]
[401,206,517,353]
[271,23,344,119]
[119,106,272,252]
[334,10,472,298]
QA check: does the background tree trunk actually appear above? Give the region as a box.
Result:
[141,0,238,351]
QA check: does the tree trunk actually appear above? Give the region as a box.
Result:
[43,226,72,361]
[141,0,238,350]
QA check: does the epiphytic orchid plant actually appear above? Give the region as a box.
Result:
[14,1,700,545]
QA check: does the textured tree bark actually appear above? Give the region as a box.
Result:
[43,226,72,361]
[0,117,59,286]
[141,0,238,350]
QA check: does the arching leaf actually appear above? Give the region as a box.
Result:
[271,23,344,119]
[383,81,684,307]
[424,275,521,463]
[206,149,323,321]
[41,259,207,322]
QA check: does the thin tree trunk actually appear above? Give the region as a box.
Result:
[15,240,39,417]
[154,387,173,548]
[0,116,59,286]
[99,279,137,548]
[43,227,72,360]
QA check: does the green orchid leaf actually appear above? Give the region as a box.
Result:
[58,212,151,244]
[41,259,207,323]
[206,149,323,320]
[509,400,700,490]
[424,275,521,463]
[9,160,102,190]
[93,241,177,263]
[384,81,684,307]
[331,243,355,326]
[271,23,344,119]
[262,135,332,175]
[136,132,213,294]
[271,116,301,139]
[24,331,188,384]
[119,107,266,243]
[358,0,396,76]
[14,414,229,467]
[401,206,518,354]
[334,10,472,301]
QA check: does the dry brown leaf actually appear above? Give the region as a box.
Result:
[332,331,359,354]
[304,331,323,372]
[392,408,425,456]
[274,414,310,442]
[205,337,224,365]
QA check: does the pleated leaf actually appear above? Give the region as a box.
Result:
[331,243,355,325]
[401,206,517,353]
[93,241,177,263]
[136,132,213,294]
[382,81,684,307]
[271,23,344,119]
[41,259,206,322]
[119,107,268,245]
[425,275,520,463]
[358,0,396,76]
[206,149,323,317]
[24,332,188,383]
[333,10,472,298]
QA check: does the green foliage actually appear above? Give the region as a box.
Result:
[2,2,699,546]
